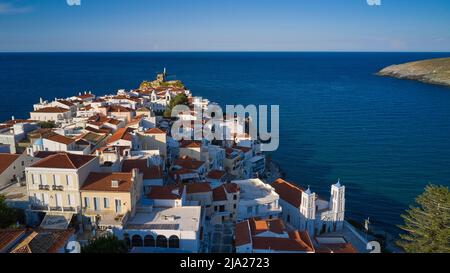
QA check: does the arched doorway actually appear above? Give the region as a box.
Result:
[144,235,155,247]
[131,235,143,247]
[123,233,131,248]
[156,235,168,248]
[168,235,180,248]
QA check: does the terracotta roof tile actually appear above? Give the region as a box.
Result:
[180,140,202,148]
[30,153,96,169]
[271,178,303,208]
[207,170,226,180]
[186,183,212,194]
[235,221,251,247]
[33,107,69,113]
[45,133,74,145]
[0,153,20,174]
[0,229,26,251]
[144,128,166,134]
[148,185,183,200]
[107,127,134,144]
[173,157,205,170]
[224,183,240,193]
[212,185,227,201]
[121,159,163,180]
[81,172,134,192]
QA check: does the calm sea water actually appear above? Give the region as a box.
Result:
[1,52,450,238]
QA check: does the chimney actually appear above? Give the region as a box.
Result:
[39,97,43,104]
[84,91,87,95]
[79,92,82,96]
[111,180,119,188]
[11,116,15,121]
[89,91,92,94]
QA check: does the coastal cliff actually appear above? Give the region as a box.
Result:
[378,57,450,87]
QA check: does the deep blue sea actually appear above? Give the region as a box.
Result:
[1,52,450,239]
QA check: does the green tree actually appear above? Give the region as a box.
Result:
[0,195,25,228]
[38,121,56,128]
[163,93,189,118]
[81,235,129,253]
[397,184,450,253]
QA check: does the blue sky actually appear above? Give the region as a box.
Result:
[0,0,449,52]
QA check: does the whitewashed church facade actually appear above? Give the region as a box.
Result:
[271,178,345,237]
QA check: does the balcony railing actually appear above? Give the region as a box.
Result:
[52,185,64,191]
[38,185,50,191]
[30,204,79,213]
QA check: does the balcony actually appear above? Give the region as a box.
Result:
[38,185,50,191]
[52,185,64,191]
[30,204,79,213]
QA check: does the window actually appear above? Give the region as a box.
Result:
[21,161,24,166]
[219,205,225,212]
[233,204,237,209]
[53,174,60,186]
[84,197,90,208]
[68,194,75,206]
[247,206,252,215]
[104,198,110,209]
[40,174,47,185]
[94,197,100,211]
[233,194,237,200]
[66,175,73,188]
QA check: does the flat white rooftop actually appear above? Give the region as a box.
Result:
[125,206,201,232]
[232,178,279,205]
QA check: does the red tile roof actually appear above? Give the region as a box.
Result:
[235,221,251,247]
[207,170,226,180]
[77,93,95,99]
[45,133,74,145]
[212,185,227,201]
[252,231,314,252]
[56,100,75,107]
[144,127,166,134]
[81,172,134,192]
[315,243,358,253]
[107,127,134,144]
[0,153,20,175]
[224,183,240,194]
[250,218,285,235]
[174,157,205,170]
[0,229,26,251]
[271,178,303,208]
[148,185,183,200]
[30,153,96,169]
[107,105,132,113]
[10,229,75,253]
[180,140,202,148]
[33,107,69,113]
[121,159,163,180]
[186,183,212,194]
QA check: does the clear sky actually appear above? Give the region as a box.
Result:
[0,0,449,52]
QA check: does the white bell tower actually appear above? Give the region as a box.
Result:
[330,179,345,231]
[300,186,316,236]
